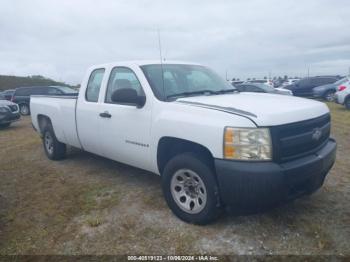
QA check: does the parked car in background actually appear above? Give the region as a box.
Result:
[1,89,15,100]
[0,98,20,128]
[231,80,245,86]
[235,83,293,95]
[313,77,349,102]
[272,79,285,88]
[281,79,299,87]
[284,76,341,97]
[246,79,273,87]
[335,80,350,109]
[30,61,336,224]
[12,86,78,115]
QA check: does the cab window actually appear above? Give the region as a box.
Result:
[105,67,143,103]
[86,68,105,102]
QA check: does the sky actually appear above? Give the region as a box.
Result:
[0,0,349,85]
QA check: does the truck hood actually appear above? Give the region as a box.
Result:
[177,93,329,126]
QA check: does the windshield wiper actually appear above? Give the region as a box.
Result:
[166,88,239,100]
[166,90,217,99]
[213,88,239,94]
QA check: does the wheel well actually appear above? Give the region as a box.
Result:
[324,89,335,95]
[157,137,215,175]
[37,115,52,135]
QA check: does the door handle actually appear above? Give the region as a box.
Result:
[99,112,112,118]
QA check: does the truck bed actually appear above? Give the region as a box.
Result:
[30,95,82,148]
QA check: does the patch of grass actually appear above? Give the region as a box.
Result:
[141,191,166,210]
[0,108,349,255]
[80,187,121,213]
[86,216,103,228]
[304,221,334,251]
[121,218,137,231]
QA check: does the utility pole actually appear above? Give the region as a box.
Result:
[225,70,228,81]
[307,66,310,78]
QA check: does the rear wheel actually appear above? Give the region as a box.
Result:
[19,104,30,115]
[42,124,66,160]
[162,152,222,224]
[324,90,336,102]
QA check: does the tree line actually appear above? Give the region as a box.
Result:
[0,75,76,92]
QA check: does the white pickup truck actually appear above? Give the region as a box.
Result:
[31,61,337,224]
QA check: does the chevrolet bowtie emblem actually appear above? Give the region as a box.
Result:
[312,128,322,141]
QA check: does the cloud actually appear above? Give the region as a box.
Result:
[0,0,349,84]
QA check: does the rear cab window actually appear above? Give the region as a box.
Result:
[86,68,105,102]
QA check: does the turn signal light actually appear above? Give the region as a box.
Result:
[223,127,272,160]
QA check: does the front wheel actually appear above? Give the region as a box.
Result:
[42,125,66,160]
[162,153,222,224]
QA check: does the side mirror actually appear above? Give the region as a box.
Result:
[111,88,146,108]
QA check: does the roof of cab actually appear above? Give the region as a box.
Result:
[89,60,202,70]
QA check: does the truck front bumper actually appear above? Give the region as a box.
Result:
[215,138,336,211]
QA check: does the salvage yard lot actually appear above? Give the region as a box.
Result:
[0,102,349,255]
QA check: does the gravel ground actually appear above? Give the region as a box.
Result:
[0,102,349,255]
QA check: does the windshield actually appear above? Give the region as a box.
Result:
[141,64,235,100]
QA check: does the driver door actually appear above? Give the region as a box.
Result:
[99,66,153,171]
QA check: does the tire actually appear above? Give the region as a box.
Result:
[19,104,30,115]
[323,90,336,102]
[0,123,11,128]
[42,124,66,160]
[345,97,350,110]
[162,152,222,225]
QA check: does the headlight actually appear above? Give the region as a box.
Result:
[224,127,272,160]
[0,106,9,113]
